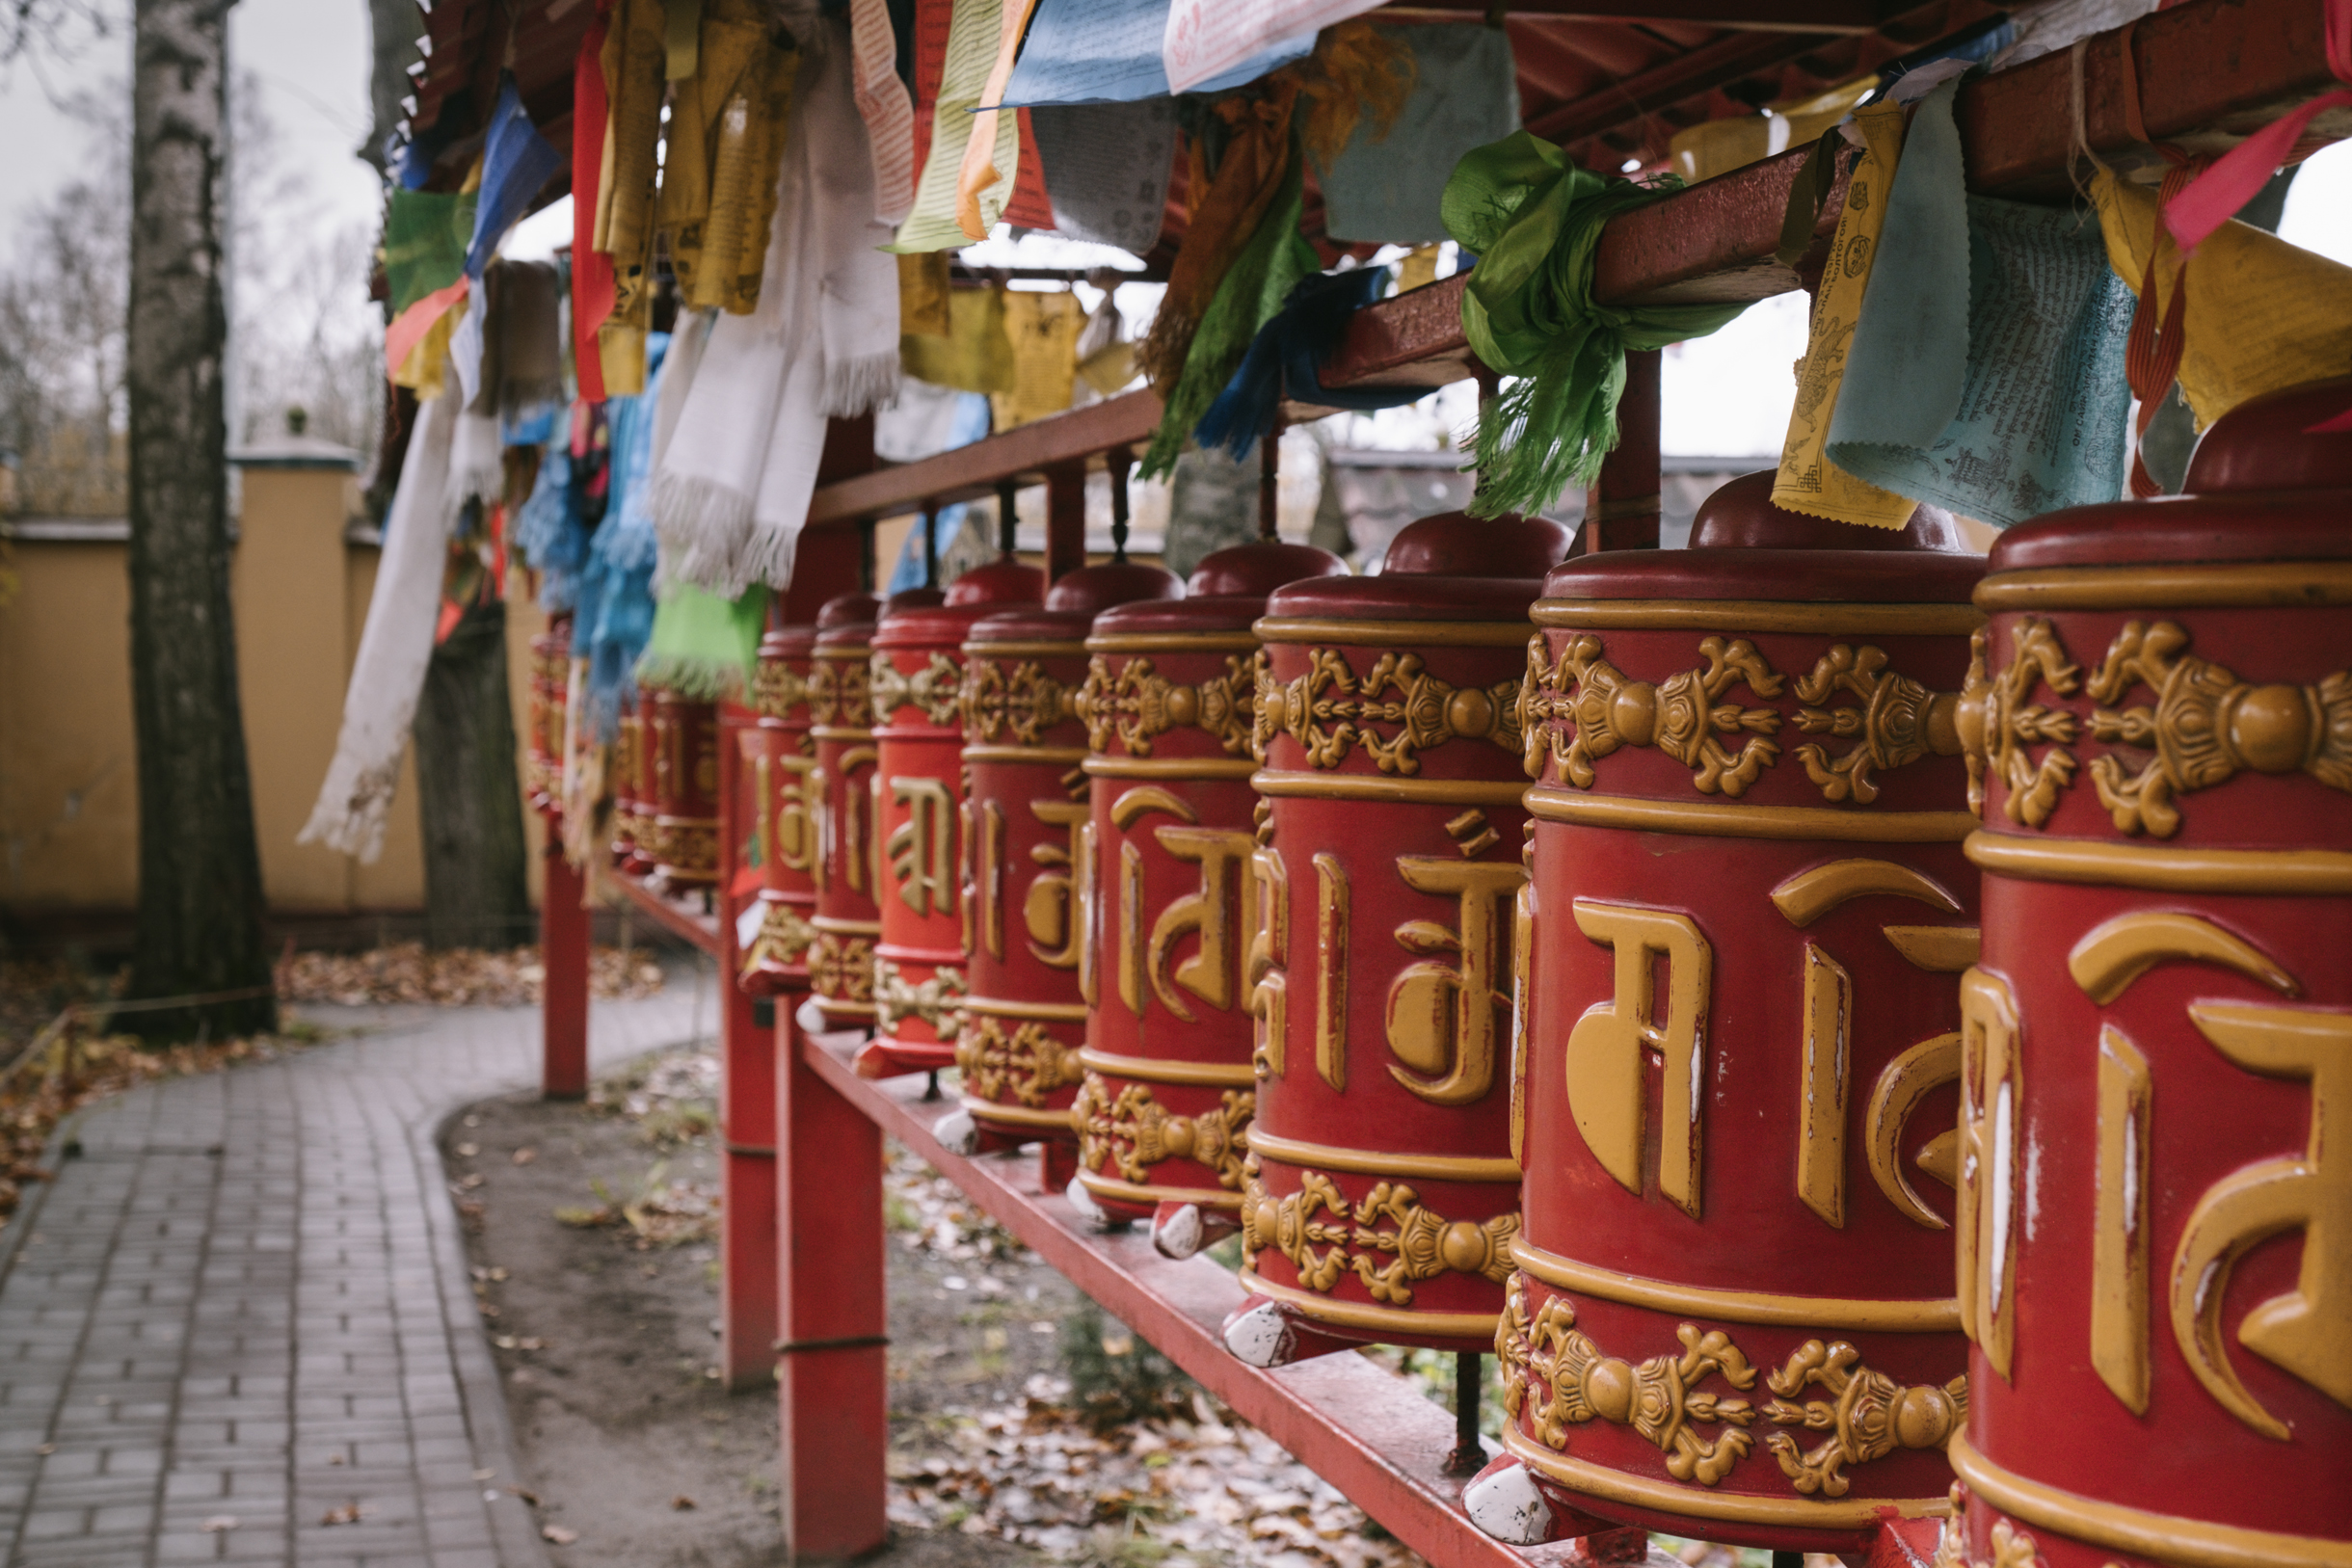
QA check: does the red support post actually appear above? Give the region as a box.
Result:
[777,1007,889,1560]
[1583,349,1662,552]
[541,835,589,1100]
[1043,459,1087,582]
[718,703,781,1391]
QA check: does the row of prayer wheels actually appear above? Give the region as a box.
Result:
[726,382,2350,1567]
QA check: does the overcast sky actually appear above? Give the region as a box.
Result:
[4,4,2348,462]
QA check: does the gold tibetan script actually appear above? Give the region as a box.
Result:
[1023,795,1090,970]
[1385,858,1524,1106]
[1566,901,1712,1218]
[888,776,956,917]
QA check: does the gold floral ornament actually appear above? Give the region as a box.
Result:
[1252,648,1522,773]
[1243,1165,1515,1306]
[874,956,966,1042]
[2083,619,2352,837]
[1497,1276,1759,1486]
[1760,1340,1966,1498]
[1791,645,1968,804]
[1958,620,2080,827]
[739,904,816,975]
[809,931,874,1003]
[1519,634,1785,796]
[869,651,964,728]
[960,657,1074,746]
[752,659,810,720]
[954,1016,1082,1106]
[1931,1487,2041,1568]
[1073,1076,1252,1189]
[1077,654,1255,757]
[808,656,872,728]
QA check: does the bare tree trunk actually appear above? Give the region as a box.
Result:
[124,0,276,1040]
[414,598,531,950]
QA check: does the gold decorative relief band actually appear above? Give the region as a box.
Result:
[812,916,882,936]
[1511,1238,1962,1333]
[964,744,1089,764]
[1253,770,1530,807]
[1502,1427,1950,1531]
[1253,617,1536,649]
[815,647,873,660]
[1073,1171,1244,1210]
[958,1097,1076,1131]
[1242,1128,1520,1183]
[1238,1268,1500,1339]
[1533,599,1981,637]
[1085,631,1261,655]
[1975,560,2352,613]
[961,639,1085,658]
[1527,785,1973,843]
[1965,830,2352,895]
[965,996,1088,1023]
[811,726,876,742]
[1077,1048,1257,1088]
[1949,1433,2352,1568]
[1082,757,1260,780]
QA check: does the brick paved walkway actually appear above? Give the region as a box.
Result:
[0,976,717,1568]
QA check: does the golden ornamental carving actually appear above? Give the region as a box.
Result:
[752,658,811,721]
[809,931,874,1004]
[874,956,965,1041]
[1073,1074,1252,1189]
[1077,653,1255,758]
[1240,1163,1515,1308]
[647,819,719,876]
[1791,645,1966,805]
[1931,1489,2041,1568]
[1498,1274,1759,1486]
[1251,647,1522,774]
[869,651,964,728]
[2084,619,2352,837]
[1760,1340,1966,1498]
[1961,619,2082,827]
[960,656,1074,746]
[954,1015,1082,1107]
[808,656,872,729]
[739,903,816,974]
[1518,633,1785,797]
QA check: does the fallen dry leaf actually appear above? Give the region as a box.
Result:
[200,1517,237,1532]
[508,1485,542,1506]
[542,1525,578,1545]
[512,1147,537,1165]
[456,1143,480,1158]
[672,1495,697,1510]
[319,1502,369,1527]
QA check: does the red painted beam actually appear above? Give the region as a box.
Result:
[799,1026,1576,1568]
[805,391,1163,528]
[1384,0,1884,31]
[541,837,590,1100]
[610,872,724,957]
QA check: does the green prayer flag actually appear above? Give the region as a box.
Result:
[383,189,478,315]
[635,582,769,700]
[1442,131,1748,518]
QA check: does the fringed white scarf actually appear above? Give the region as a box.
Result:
[298,381,460,862]
[652,16,900,597]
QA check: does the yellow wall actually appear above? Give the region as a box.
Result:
[1,463,547,916]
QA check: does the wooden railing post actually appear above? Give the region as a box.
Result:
[1044,459,1087,581]
[541,836,589,1100]
[718,702,781,1390]
[1583,349,1661,552]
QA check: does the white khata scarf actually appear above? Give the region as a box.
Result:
[653,16,901,596]
[299,379,461,862]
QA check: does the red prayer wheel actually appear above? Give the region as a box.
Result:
[1944,380,2352,1568]
[651,690,721,888]
[1484,474,1983,1555]
[1068,542,1345,1244]
[612,692,649,872]
[739,617,819,995]
[1226,510,1572,1366]
[808,594,884,1031]
[527,616,569,816]
[865,562,1044,1078]
[952,563,1185,1156]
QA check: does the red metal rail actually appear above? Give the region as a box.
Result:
[609,872,725,956]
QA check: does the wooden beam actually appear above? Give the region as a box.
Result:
[806,390,1163,527]
[1382,0,1884,33]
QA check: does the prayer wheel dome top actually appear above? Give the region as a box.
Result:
[1043,560,1186,617]
[760,623,817,658]
[817,592,881,630]
[945,557,1047,607]
[1185,541,1348,598]
[1266,510,1570,624]
[1380,509,1576,579]
[1544,469,1983,604]
[875,566,1042,651]
[1991,378,2352,574]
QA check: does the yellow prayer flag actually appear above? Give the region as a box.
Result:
[900,284,1015,394]
[393,293,465,397]
[898,252,951,337]
[1002,289,1084,427]
[1773,100,1916,529]
[2093,170,2352,433]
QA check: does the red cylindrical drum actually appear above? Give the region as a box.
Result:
[956,564,1184,1152]
[1946,381,2352,1568]
[1501,475,1983,1555]
[612,693,648,871]
[867,562,1044,1077]
[1232,512,1571,1361]
[527,617,569,815]
[651,690,720,888]
[740,619,819,995]
[1070,543,1344,1235]
[808,594,884,1030]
